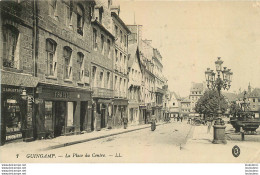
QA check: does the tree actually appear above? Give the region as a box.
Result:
[195,89,228,118]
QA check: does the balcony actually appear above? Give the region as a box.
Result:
[155,87,165,94]
[114,90,127,99]
[92,87,113,98]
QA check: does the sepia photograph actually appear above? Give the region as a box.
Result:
[0,0,260,166]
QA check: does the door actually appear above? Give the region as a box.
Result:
[54,102,66,137]
[80,101,88,132]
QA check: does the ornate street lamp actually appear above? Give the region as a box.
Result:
[205,57,233,144]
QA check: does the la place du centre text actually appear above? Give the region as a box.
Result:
[25,153,107,158]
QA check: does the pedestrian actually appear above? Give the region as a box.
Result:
[207,121,212,133]
[123,116,128,129]
[180,117,183,122]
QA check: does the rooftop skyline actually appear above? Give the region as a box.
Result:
[119,1,260,97]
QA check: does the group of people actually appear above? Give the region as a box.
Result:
[174,116,183,122]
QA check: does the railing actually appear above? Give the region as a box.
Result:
[92,87,113,98]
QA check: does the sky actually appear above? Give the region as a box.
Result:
[118,0,260,97]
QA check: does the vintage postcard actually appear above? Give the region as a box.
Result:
[0,0,260,164]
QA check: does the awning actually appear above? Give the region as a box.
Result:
[1,70,39,87]
[98,99,112,103]
[113,99,128,106]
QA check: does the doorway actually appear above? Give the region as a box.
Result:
[80,101,88,132]
[54,102,66,137]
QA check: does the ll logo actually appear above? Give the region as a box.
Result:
[232,145,240,157]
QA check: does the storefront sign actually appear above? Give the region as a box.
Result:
[54,91,69,98]
[6,133,22,141]
[2,87,22,93]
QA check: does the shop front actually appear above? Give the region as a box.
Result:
[92,99,113,131]
[139,105,147,124]
[128,103,140,125]
[113,99,128,128]
[35,84,92,139]
[1,70,39,146]
[1,85,34,145]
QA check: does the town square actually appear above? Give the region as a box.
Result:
[0,0,260,164]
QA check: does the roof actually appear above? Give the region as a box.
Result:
[91,19,115,40]
[223,92,238,102]
[248,88,260,98]
[190,82,204,92]
[128,43,142,71]
[181,97,191,103]
[170,91,181,100]
[111,12,131,34]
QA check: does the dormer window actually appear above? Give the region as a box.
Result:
[77,4,84,35]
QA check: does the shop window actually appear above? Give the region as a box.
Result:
[77,52,84,82]
[4,98,22,141]
[2,25,19,69]
[46,39,57,77]
[101,34,105,54]
[44,101,53,132]
[93,28,98,50]
[77,4,84,35]
[63,46,72,80]
[67,102,74,127]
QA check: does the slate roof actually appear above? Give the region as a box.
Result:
[248,88,260,98]
[190,82,204,92]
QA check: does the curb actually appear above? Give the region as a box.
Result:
[42,123,167,151]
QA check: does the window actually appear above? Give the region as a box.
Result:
[173,102,175,106]
[253,99,256,102]
[107,72,110,89]
[120,52,122,70]
[100,72,104,88]
[93,29,97,50]
[46,39,57,76]
[3,25,19,69]
[124,35,127,47]
[77,52,84,81]
[63,47,72,80]
[65,2,73,27]
[107,39,111,58]
[92,66,97,87]
[114,76,117,90]
[115,25,118,37]
[99,8,103,23]
[120,30,123,43]
[77,4,84,35]
[124,55,126,73]
[101,34,105,54]
[49,0,57,18]
[115,49,118,62]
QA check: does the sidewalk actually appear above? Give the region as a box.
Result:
[0,122,164,154]
[182,124,260,163]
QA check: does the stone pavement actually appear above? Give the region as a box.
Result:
[182,123,260,163]
[0,122,163,155]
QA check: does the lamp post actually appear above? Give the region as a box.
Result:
[205,57,233,144]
